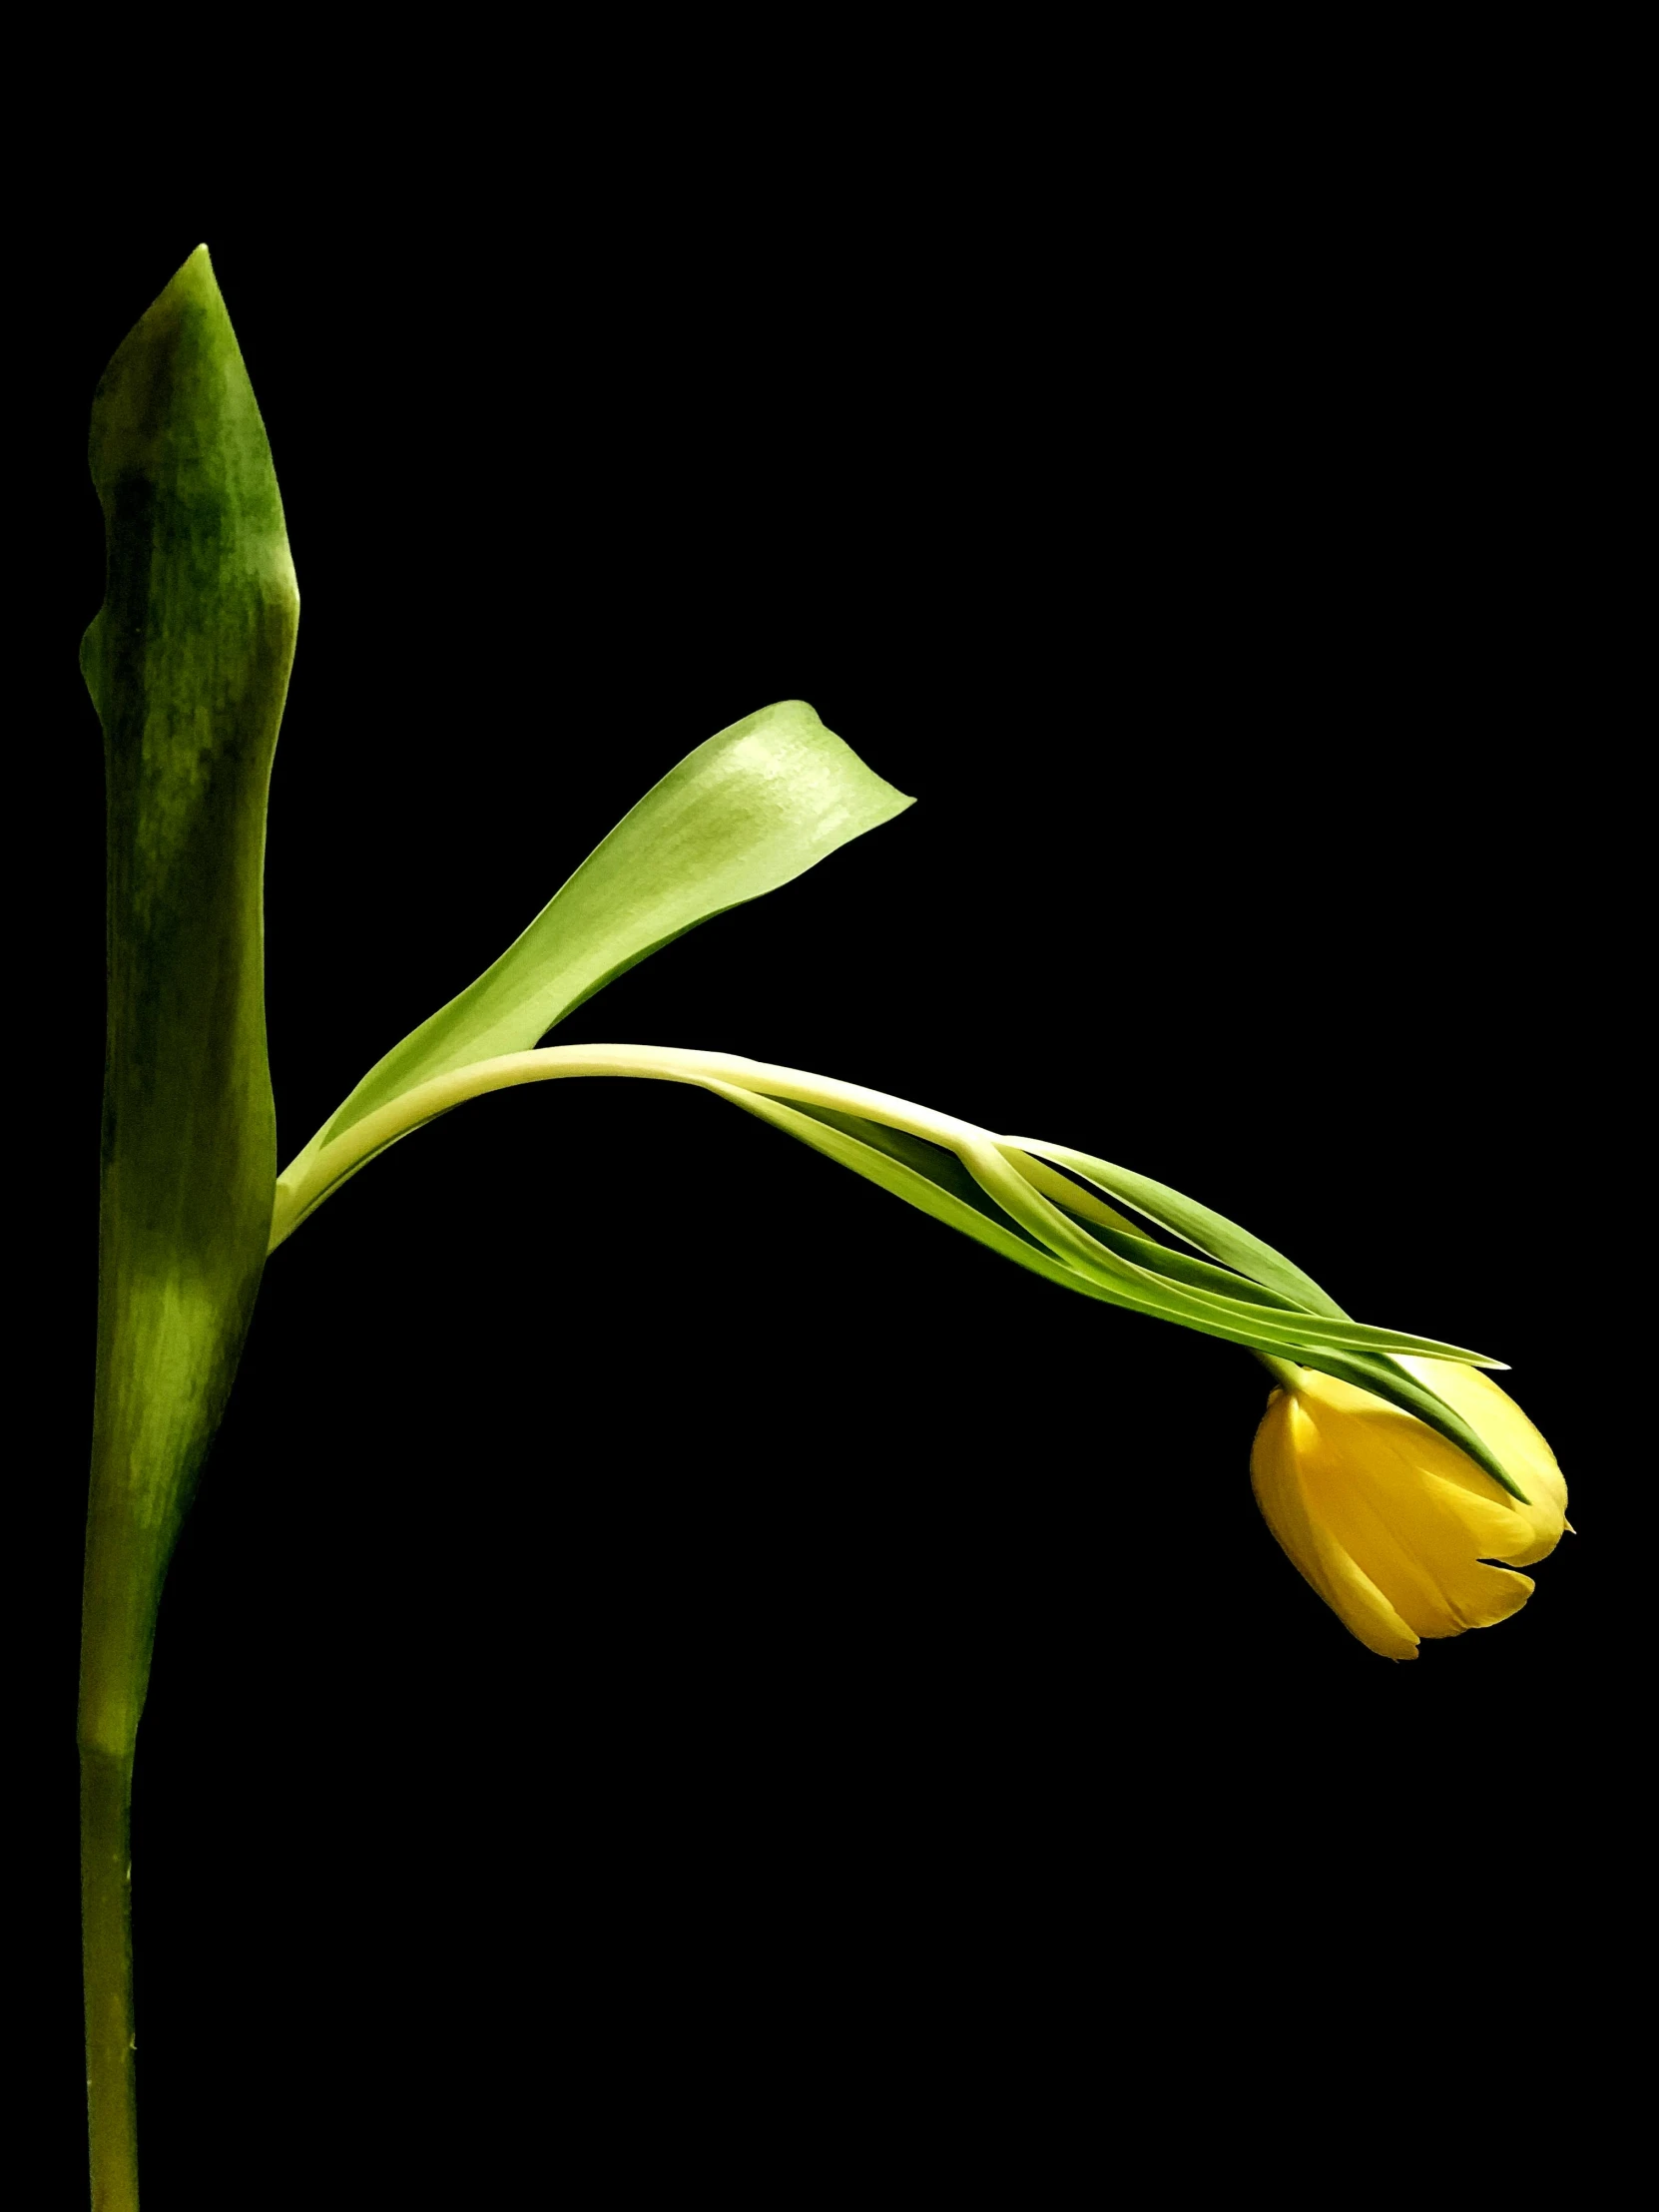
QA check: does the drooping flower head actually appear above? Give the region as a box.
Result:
[1250,1356,1569,1659]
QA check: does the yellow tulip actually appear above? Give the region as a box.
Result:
[1250,1355,1569,1659]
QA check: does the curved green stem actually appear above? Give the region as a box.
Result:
[270,1041,992,1251]
[269,1046,1503,1377]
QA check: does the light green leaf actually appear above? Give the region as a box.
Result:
[82,244,296,1750]
[280,701,910,1208]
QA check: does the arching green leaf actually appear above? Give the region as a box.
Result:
[281,702,910,1210]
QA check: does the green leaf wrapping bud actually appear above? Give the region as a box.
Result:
[78,241,297,2212]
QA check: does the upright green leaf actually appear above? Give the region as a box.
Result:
[81,241,296,1748]
[79,244,298,2211]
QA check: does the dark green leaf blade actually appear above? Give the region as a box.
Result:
[1009,1137,1352,1318]
[711,1089,1499,1368]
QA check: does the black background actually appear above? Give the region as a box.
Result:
[21,140,1615,2202]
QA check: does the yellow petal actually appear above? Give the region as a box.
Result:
[1292,1386,1537,1639]
[1250,1390,1420,1660]
[1395,1356,1568,1565]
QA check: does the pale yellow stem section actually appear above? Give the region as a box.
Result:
[270,1043,1004,1254]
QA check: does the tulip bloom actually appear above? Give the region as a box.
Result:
[1250,1355,1569,1659]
